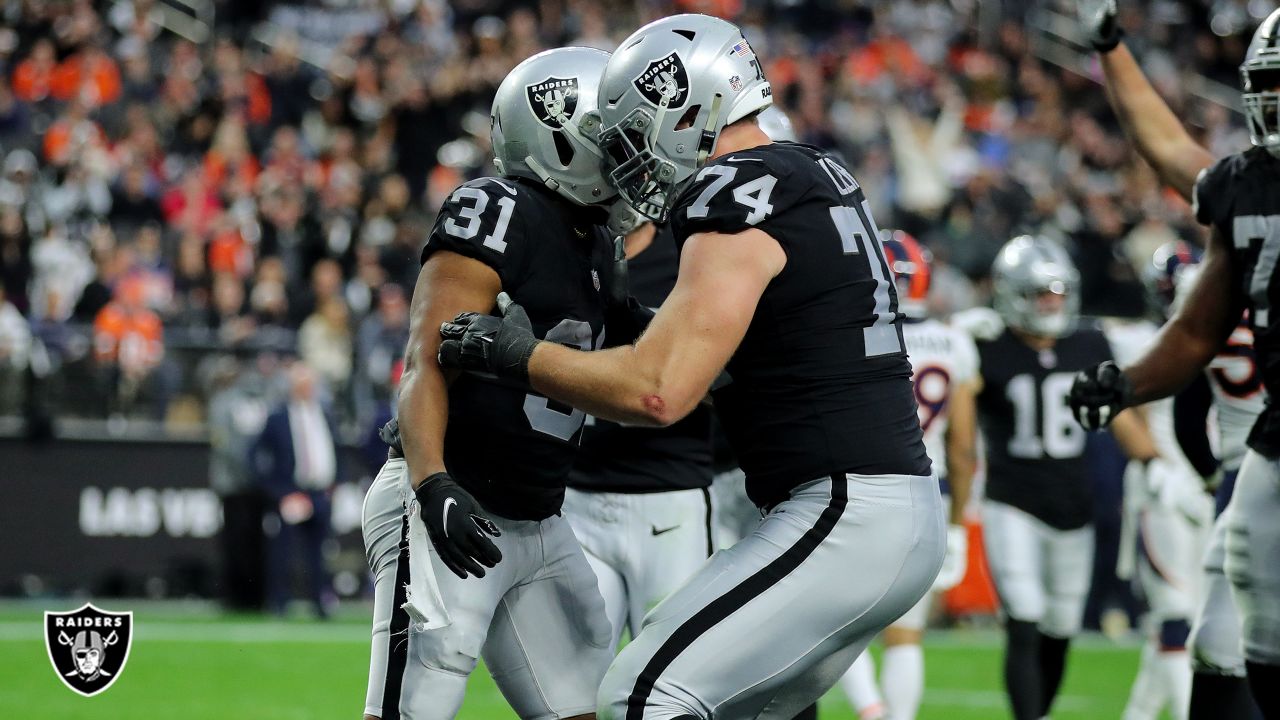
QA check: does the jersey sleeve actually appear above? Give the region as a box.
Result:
[669,151,802,244]
[421,178,529,285]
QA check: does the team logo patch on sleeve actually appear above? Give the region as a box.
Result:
[632,52,689,109]
[44,603,133,697]
[526,77,579,129]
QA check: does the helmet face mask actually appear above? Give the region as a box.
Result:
[1242,9,1280,158]
[595,108,682,221]
[991,235,1081,340]
[593,15,774,222]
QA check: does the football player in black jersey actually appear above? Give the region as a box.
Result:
[360,48,620,720]
[973,235,1157,720]
[438,14,945,720]
[1072,4,1280,717]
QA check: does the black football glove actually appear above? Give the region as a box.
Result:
[414,472,502,579]
[1078,0,1123,52]
[438,292,540,381]
[1070,361,1135,430]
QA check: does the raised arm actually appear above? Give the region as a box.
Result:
[1082,0,1215,199]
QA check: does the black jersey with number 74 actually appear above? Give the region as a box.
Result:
[669,142,931,509]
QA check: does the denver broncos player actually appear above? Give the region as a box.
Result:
[438,14,945,719]
[838,231,978,720]
[1106,242,1216,720]
[360,48,616,720]
[1074,3,1280,715]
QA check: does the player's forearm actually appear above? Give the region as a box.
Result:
[1099,45,1214,199]
[1125,316,1223,405]
[527,342,692,427]
[1111,408,1159,461]
[396,356,450,489]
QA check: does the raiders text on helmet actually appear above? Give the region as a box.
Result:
[1242,8,1280,157]
[991,235,1081,339]
[585,14,773,222]
[491,47,616,206]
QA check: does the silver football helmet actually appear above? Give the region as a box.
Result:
[991,235,1081,338]
[582,14,773,221]
[491,47,616,206]
[1242,8,1280,158]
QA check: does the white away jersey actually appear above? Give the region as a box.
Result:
[1206,323,1266,470]
[903,318,979,473]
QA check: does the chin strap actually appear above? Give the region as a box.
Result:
[697,93,724,165]
[522,154,561,193]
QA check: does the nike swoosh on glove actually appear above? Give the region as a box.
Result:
[932,524,969,591]
[439,292,540,382]
[1070,361,1134,430]
[414,472,502,579]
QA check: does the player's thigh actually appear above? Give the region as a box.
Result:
[600,474,944,720]
[364,477,411,718]
[981,501,1047,623]
[1189,560,1247,675]
[362,458,409,574]
[484,516,613,720]
[889,588,932,635]
[1223,451,1280,664]
[1041,523,1093,637]
[633,489,713,633]
[584,544,628,652]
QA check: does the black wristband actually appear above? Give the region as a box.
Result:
[1094,27,1124,53]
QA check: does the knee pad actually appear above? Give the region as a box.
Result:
[1159,619,1192,651]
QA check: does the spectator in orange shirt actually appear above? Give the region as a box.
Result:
[50,46,122,107]
[11,39,56,103]
[93,279,164,415]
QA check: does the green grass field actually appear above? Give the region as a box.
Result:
[0,601,1148,719]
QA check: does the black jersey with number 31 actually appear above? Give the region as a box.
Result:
[977,326,1113,530]
[420,176,610,521]
[669,142,930,509]
[1194,147,1280,457]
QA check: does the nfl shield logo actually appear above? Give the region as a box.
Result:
[526,76,579,129]
[632,52,690,109]
[44,603,133,697]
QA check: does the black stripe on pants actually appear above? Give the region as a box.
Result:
[700,487,714,557]
[626,476,849,720]
[381,510,412,719]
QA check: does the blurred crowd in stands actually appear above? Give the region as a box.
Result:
[0,0,1266,430]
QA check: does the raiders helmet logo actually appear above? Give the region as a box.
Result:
[632,52,689,109]
[526,76,579,129]
[44,603,133,697]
